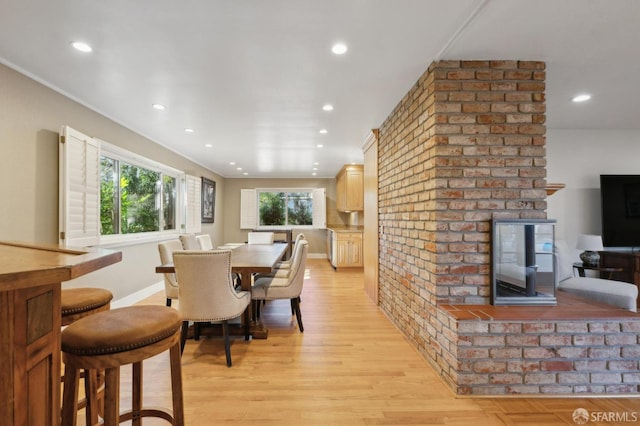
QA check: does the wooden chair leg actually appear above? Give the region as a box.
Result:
[194,322,201,340]
[244,313,250,341]
[222,320,232,367]
[293,298,304,332]
[180,321,189,355]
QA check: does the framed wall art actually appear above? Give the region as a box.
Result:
[201,177,216,223]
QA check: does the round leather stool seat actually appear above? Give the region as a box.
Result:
[61,287,113,326]
[61,305,184,425]
[62,305,181,357]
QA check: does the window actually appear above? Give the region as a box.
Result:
[258,191,313,226]
[240,188,326,229]
[99,156,176,235]
[59,125,200,247]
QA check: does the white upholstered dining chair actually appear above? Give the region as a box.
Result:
[247,232,274,244]
[275,233,305,270]
[196,234,214,250]
[179,233,199,250]
[252,240,308,332]
[157,239,183,307]
[172,250,251,367]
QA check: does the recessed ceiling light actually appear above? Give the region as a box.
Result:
[322,104,334,111]
[243,172,248,176]
[312,172,317,176]
[319,129,328,134]
[152,103,166,110]
[313,162,319,165]
[236,167,243,171]
[331,43,347,55]
[204,143,213,148]
[71,41,92,53]
[229,162,236,165]
[317,144,324,148]
[572,94,591,102]
[313,167,318,171]
[185,128,194,133]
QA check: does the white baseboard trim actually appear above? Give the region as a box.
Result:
[112,281,164,308]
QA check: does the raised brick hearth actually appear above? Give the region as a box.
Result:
[439,293,640,395]
[376,60,640,395]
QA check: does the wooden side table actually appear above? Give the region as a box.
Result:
[572,262,623,280]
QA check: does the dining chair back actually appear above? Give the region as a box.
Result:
[278,233,305,269]
[247,232,274,244]
[196,234,214,250]
[158,239,183,306]
[179,233,199,250]
[172,250,251,367]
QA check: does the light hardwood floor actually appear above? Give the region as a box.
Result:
[101,259,638,425]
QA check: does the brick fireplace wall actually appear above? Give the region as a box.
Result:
[376,60,640,395]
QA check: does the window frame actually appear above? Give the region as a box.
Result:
[240,187,326,230]
[98,141,186,246]
[257,189,314,227]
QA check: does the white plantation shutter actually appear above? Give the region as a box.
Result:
[185,174,202,233]
[240,189,257,229]
[59,126,100,247]
[312,187,326,228]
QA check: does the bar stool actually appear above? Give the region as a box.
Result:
[61,287,113,326]
[61,288,113,421]
[61,305,184,426]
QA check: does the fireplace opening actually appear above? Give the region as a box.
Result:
[491,219,557,306]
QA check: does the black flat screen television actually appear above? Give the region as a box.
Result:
[600,174,640,247]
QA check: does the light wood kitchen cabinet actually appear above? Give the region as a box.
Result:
[336,232,363,268]
[336,164,364,212]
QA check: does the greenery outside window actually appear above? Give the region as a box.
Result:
[258,191,313,226]
[100,155,178,235]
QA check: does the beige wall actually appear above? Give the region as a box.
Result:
[0,60,361,300]
[222,177,348,256]
[0,63,224,300]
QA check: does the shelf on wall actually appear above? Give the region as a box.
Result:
[545,183,565,196]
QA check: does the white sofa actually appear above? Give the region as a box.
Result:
[555,240,638,312]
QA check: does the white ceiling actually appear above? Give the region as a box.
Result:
[1,0,639,178]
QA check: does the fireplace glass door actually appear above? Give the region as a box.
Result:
[491,219,557,306]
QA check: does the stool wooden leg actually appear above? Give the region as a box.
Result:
[132,362,142,426]
[104,367,120,426]
[61,366,80,426]
[84,369,100,426]
[169,341,185,425]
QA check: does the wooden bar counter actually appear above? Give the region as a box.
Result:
[0,241,121,426]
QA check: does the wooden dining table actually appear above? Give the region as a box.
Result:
[155,242,288,339]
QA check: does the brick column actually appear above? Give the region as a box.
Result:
[378,60,548,383]
[379,60,547,309]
